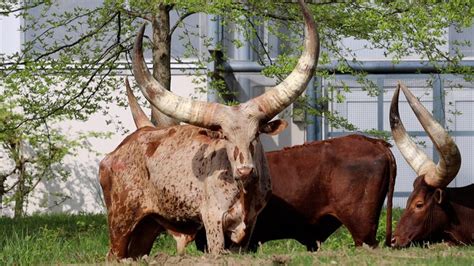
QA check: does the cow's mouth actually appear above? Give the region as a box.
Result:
[391,235,412,248]
[228,222,247,244]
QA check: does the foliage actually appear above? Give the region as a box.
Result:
[0,94,77,217]
[1,0,473,131]
[0,77,108,217]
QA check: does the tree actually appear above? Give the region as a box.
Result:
[0,0,473,213]
[0,94,78,217]
[1,0,473,130]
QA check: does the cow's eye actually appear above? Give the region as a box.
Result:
[415,202,424,209]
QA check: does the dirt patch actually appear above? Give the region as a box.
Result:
[133,253,292,265]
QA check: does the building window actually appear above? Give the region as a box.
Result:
[449,23,474,58]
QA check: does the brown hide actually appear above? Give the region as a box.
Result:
[392,178,474,247]
[99,125,271,259]
[195,134,397,251]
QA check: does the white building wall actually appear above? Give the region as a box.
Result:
[0,13,22,56]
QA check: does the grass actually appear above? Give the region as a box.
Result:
[0,213,109,264]
[1,209,474,265]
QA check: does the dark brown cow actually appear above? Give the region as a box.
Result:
[99,0,319,259]
[195,135,396,251]
[390,83,474,247]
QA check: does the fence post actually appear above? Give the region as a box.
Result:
[377,77,384,132]
[315,77,323,141]
[306,77,316,142]
[207,14,222,103]
[432,74,445,163]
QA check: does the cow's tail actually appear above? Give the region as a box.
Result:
[385,148,397,247]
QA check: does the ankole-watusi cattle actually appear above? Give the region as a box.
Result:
[390,83,474,248]
[193,135,396,252]
[99,0,319,259]
[126,74,396,253]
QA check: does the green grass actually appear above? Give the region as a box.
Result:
[1,209,474,265]
[0,213,109,264]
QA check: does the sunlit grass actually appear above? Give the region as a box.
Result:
[1,209,473,265]
[0,213,108,264]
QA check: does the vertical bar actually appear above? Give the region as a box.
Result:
[235,18,252,102]
[315,77,323,141]
[207,14,221,103]
[432,75,445,164]
[322,78,329,140]
[306,77,316,142]
[377,77,384,131]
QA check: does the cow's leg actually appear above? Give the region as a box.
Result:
[169,230,197,255]
[235,217,257,251]
[106,214,134,260]
[341,216,378,247]
[292,215,342,252]
[173,234,188,255]
[127,215,164,259]
[194,228,208,252]
[201,210,225,254]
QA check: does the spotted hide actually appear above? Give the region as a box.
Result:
[99,0,319,259]
[99,125,272,258]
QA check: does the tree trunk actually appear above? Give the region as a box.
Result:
[0,175,5,213]
[13,165,26,218]
[149,4,179,127]
[13,143,26,218]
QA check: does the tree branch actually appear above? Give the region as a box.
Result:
[0,168,16,181]
[23,8,101,53]
[121,7,152,21]
[246,18,274,66]
[170,11,195,36]
[76,48,125,113]
[1,43,128,133]
[34,12,119,62]
[0,0,46,15]
[5,180,20,193]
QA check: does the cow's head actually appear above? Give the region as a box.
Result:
[390,83,461,248]
[131,0,319,180]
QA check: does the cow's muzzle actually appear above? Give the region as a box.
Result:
[391,236,409,248]
[236,166,254,179]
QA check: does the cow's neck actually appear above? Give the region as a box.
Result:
[443,186,474,244]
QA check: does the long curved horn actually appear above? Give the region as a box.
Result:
[133,0,318,125]
[132,25,222,128]
[151,106,180,128]
[249,0,320,120]
[390,85,435,180]
[125,78,155,129]
[390,83,461,187]
[399,83,461,187]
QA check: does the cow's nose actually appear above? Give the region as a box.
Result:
[391,237,397,247]
[237,166,253,178]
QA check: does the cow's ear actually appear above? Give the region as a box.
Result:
[259,119,288,135]
[434,189,444,204]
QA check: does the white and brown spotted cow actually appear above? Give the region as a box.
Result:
[99,0,319,259]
